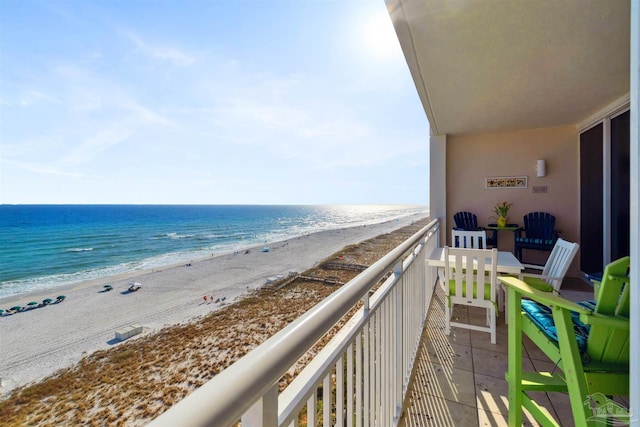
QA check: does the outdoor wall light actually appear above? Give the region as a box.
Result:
[536,159,546,177]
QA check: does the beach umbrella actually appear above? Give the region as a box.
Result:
[43,298,53,304]
[10,306,22,311]
[27,301,39,307]
[56,295,66,302]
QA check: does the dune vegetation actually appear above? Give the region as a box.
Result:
[0,219,429,426]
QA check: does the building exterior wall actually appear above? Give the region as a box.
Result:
[430,134,447,246]
[446,125,580,273]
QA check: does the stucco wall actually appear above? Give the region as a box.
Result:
[446,125,580,274]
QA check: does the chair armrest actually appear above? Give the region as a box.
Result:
[498,276,590,314]
[521,263,544,271]
[520,273,563,282]
[579,313,630,330]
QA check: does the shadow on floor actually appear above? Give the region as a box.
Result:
[398,281,604,427]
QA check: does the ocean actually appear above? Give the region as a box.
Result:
[0,204,427,299]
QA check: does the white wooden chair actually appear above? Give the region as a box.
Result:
[452,229,487,249]
[442,247,498,343]
[520,238,579,294]
[500,238,579,322]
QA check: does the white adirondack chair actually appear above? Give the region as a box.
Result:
[442,247,498,344]
[520,238,579,294]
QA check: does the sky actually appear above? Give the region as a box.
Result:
[0,0,429,205]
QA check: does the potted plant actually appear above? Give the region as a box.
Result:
[493,202,512,227]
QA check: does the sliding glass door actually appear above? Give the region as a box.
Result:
[580,124,604,275]
[579,110,630,275]
[610,111,630,261]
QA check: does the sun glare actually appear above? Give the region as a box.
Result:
[360,12,400,59]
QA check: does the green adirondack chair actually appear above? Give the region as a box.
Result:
[499,256,630,426]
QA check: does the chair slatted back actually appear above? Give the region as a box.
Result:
[540,238,579,291]
[453,211,479,230]
[588,256,630,365]
[523,212,556,240]
[452,229,487,249]
[444,247,497,303]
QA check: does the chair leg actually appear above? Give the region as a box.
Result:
[489,305,496,344]
[552,307,593,424]
[445,297,451,336]
[507,288,524,426]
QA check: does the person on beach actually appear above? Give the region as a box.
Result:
[203,295,207,303]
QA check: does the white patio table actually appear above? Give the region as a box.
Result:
[426,247,524,275]
[426,247,524,314]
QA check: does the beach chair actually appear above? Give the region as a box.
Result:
[499,256,630,426]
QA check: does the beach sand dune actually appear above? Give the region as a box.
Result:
[0,214,427,398]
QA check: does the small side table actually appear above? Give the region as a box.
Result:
[484,224,520,249]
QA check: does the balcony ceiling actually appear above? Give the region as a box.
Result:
[387,0,630,136]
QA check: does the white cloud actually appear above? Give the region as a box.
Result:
[0,1,428,204]
[121,28,196,66]
[60,100,172,165]
[20,90,64,107]
[5,159,84,178]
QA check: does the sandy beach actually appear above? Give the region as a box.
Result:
[0,213,427,397]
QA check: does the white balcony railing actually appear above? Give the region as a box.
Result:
[149,219,441,427]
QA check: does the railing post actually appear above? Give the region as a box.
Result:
[307,388,317,427]
[394,260,404,424]
[362,292,370,313]
[241,384,278,427]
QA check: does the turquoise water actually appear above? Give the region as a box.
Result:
[0,204,427,298]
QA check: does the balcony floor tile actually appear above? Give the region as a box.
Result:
[401,280,594,426]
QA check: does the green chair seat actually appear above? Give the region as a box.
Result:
[448,280,492,300]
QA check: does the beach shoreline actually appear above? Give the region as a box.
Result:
[0,213,428,395]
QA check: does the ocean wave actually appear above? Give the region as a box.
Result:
[0,204,429,300]
[0,261,140,299]
[0,246,235,299]
[153,232,196,240]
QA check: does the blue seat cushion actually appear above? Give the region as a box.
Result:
[515,237,555,246]
[521,300,591,353]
